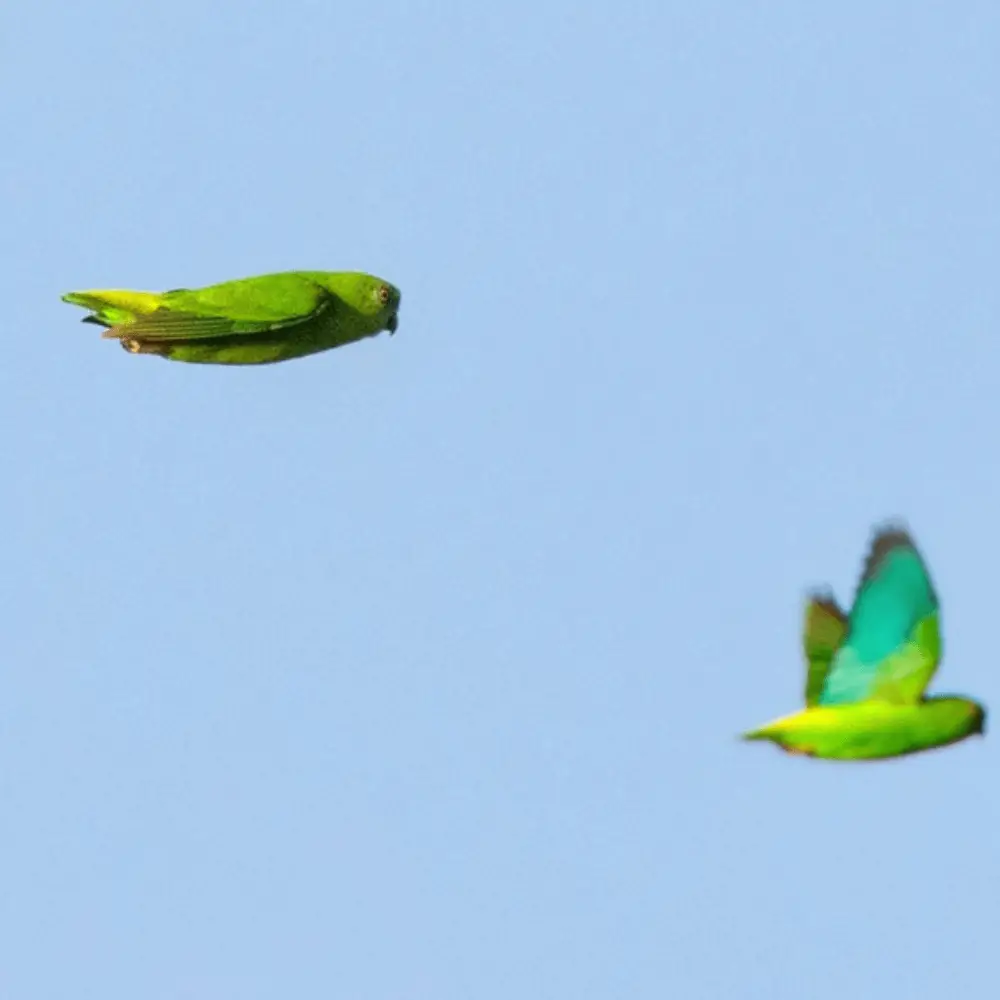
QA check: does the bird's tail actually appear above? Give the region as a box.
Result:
[739,709,805,743]
[62,289,164,328]
[739,726,771,742]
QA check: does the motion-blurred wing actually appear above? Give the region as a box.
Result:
[819,527,941,705]
[803,595,849,707]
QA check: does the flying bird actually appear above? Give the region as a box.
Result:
[742,525,986,760]
[63,270,401,365]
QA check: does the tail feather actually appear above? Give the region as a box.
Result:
[62,289,163,327]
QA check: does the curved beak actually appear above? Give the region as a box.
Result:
[387,313,398,335]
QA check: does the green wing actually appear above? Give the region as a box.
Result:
[107,273,334,343]
[819,527,941,706]
[802,595,849,706]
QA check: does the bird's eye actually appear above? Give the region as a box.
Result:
[378,285,391,306]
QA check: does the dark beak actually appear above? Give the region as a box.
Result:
[387,314,398,335]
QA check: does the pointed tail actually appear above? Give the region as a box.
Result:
[62,289,163,327]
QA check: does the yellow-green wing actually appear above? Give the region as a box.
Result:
[819,527,941,706]
[803,595,849,706]
[108,273,334,343]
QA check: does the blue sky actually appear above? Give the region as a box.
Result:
[4,3,999,997]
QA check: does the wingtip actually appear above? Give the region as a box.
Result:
[858,520,923,588]
[869,519,913,546]
[804,590,847,617]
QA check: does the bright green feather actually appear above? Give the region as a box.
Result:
[742,697,984,760]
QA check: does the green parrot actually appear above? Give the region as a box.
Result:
[742,525,986,761]
[62,270,401,365]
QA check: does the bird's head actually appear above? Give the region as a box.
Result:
[328,272,401,336]
[371,278,401,335]
[970,701,987,736]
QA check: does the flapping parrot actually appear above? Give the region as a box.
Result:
[742,525,986,760]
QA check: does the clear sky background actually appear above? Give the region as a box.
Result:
[4,3,999,997]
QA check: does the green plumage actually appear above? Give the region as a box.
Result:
[742,524,986,761]
[62,270,401,365]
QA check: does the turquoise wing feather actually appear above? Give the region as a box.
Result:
[818,527,941,706]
